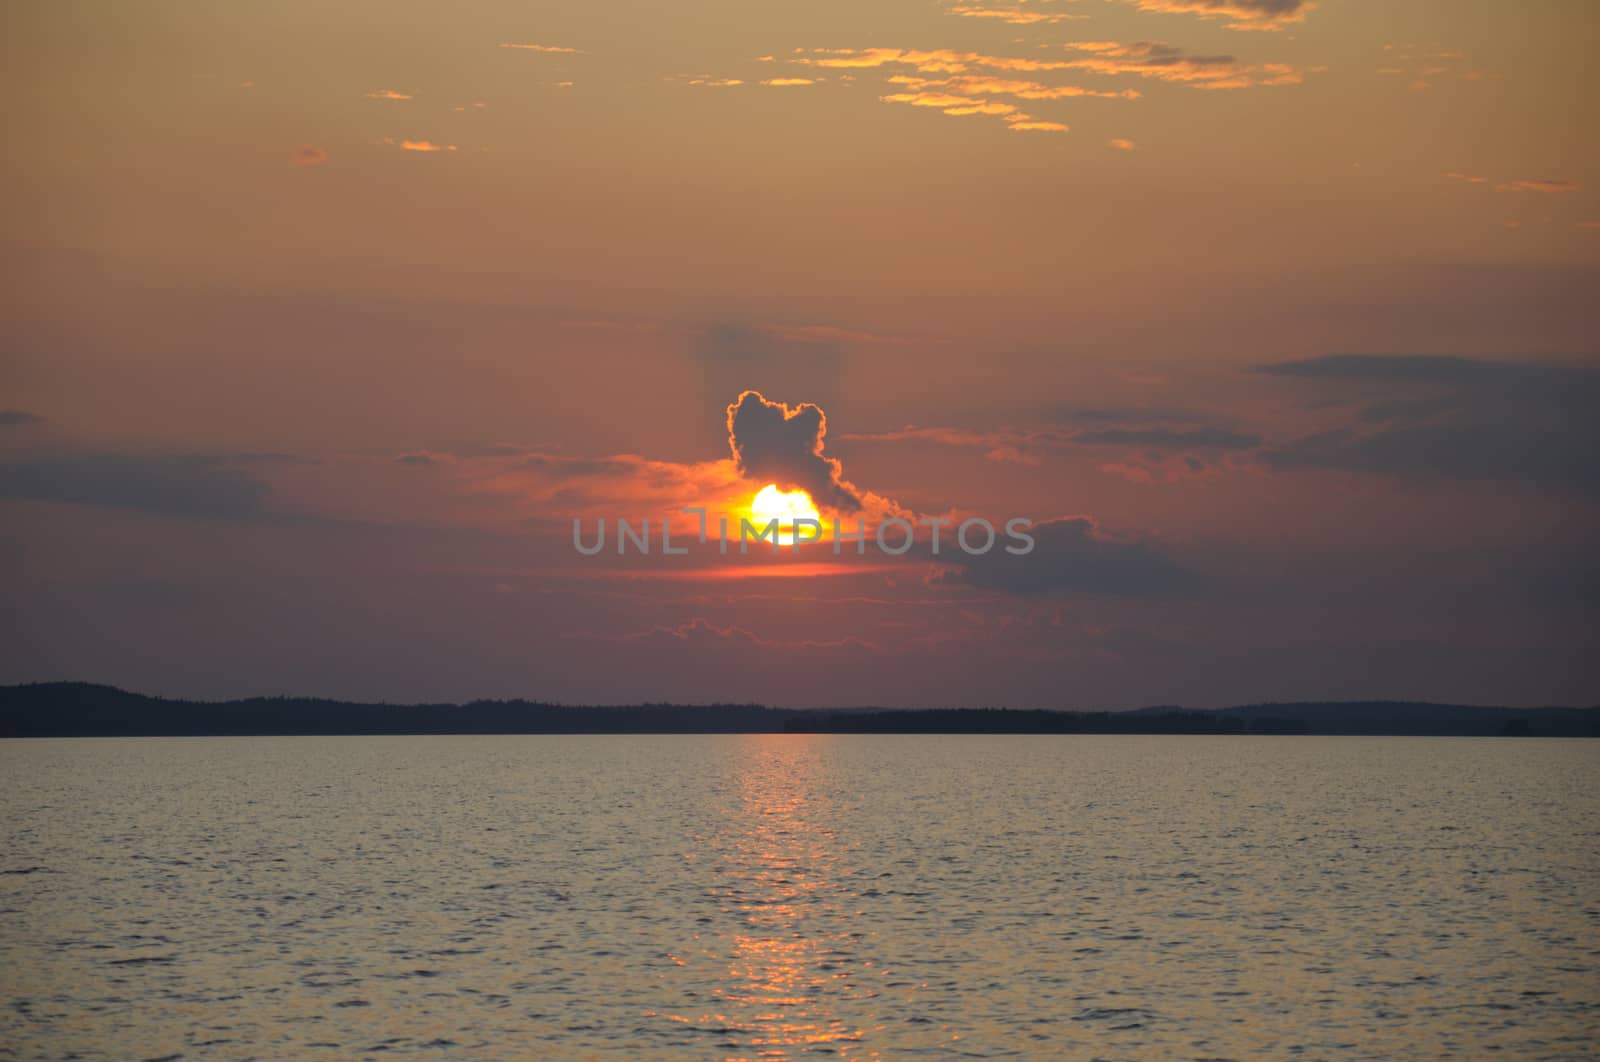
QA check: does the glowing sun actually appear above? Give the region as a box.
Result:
[748,484,822,546]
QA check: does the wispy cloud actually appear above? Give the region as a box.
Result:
[932,516,1194,597]
[499,43,581,53]
[1059,41,1302,89]
[881,92,1021,117]
[950,3,1089,25]
[0,455,276,518]
[1445,172,1579,195]
[797,44,1303,90]
[1255,355,1600,496]
[364,89,413,101]
[382,138,459,153]
[1495,178,1578,194]
[1108,137,1137,150]
[1123,0,1315,32]
[842,426,1043,464]
[1379,43,1490,91]
[762,78,817,87]
[886,74,1139,101]
[841,422,1258,464]
[788,44,1274,131]
[290,145,328,167]
[876,90,1079,131]
[1008,118,1070,132]
[688,77,744,87]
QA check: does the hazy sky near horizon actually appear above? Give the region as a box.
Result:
[2,0,1597,707]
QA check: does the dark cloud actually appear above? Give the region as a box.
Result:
[0,410,42,427]
[1051,405,1193,424]
[726,390,863,511]
[932,517,1193,597]
[395,452,435,466]
[1256,353,1517,382]
[1071,427,1261,449]
[449,443,540,458]
[839,418,1259,466]
[1265,424,1598,493]
[1257,354,1600,494]
[514,454,640,479]
[0,455,272,517]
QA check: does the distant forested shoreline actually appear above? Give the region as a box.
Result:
[2,683,1595,738]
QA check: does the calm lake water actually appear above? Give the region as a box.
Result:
[1,735,1597,1060]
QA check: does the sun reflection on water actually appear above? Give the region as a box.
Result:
[662,735,882,1060]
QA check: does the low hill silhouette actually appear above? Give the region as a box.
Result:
[1,683,1596,737]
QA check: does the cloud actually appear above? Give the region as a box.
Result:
[1071,427,1261,448]
[0,455,274,517]
[881,91,1022,118]
[1109,137,1137,150]
[290,145,328,167]
[762,78,817,87]
[688,77,744,87]
[1123,0,1315,31]
[1255,355,1600,494]
[1053,404,1193,424]
[586,617,881,654]
[1059,41,1303,88]
[950,4,1089,24]
[726,390,864,512]
[1256,353,1519,382]
[875,72,1135,129]
[364,89,413,101]
[1382,44,1490,91]
[799,43,1302,90]
[1494,178,1578,194]
[841,421,1259,463]
[382,138,458,152]
[411,394,904,527]
[0,409,42,427]
[450,449,747,525]
[1098,454,1228,483]
[932,516,1193,596]
[886,74,1139,101]
[500,43,581,53]
[1446,173,1579,194]
[840,425,1045,464]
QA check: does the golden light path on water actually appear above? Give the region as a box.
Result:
[654,736,885,1059]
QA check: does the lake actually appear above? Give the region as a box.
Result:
[2,735,1596,1059]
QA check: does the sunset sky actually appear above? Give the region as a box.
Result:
[2,0,1596,708]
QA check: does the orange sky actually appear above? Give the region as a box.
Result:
[1,0,1596,707]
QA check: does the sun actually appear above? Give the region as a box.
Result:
[748,484,822,547]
